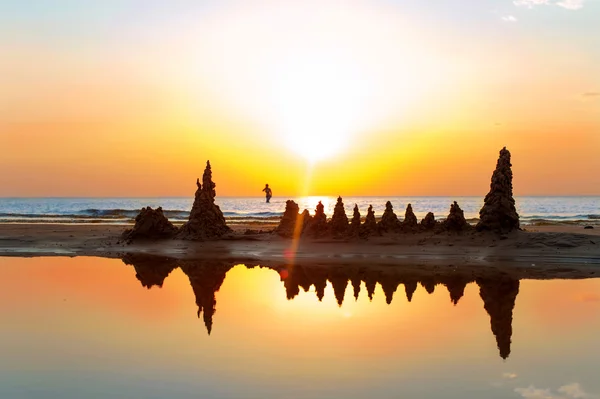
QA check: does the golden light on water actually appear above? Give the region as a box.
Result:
[303,196,333,214]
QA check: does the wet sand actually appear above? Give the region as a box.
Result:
[0,224,598,278]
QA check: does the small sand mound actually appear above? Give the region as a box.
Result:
[275,200,300,238]
[442,201,471,232]
[379,201,400,233]
[329,196,349,237]
[123,207,178,241]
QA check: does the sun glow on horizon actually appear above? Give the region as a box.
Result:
[189,1,445,162]
[2,0,600,196]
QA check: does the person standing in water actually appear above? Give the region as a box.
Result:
[262,184,272,203]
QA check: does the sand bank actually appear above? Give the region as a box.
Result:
[0,224,599,277]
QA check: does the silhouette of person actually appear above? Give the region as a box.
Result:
[262,184,272,203]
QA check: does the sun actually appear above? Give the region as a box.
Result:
[284,127,346,163]
[188,1,442,163]
[271,56,371,163]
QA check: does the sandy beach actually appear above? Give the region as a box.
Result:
[1,223,598,279]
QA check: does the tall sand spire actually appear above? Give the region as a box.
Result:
[177,160,231,240]
[329,196,349,237]
[477,147,520,232]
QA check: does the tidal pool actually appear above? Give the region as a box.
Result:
[1,256,599,399]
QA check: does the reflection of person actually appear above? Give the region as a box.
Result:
[262,184,272,203]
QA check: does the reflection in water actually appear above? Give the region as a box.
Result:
[123,255,178,289]
[123,255,519,359]
[478,277,520,360]
[180,261,231,335]
[123,255,232,335]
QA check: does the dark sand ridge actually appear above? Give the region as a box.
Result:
[0,224,598,276]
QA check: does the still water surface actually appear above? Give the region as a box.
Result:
[1,256,600,399]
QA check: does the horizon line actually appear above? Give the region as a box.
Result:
[1,195,599,199]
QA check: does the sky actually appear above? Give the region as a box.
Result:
[1,0,599,197]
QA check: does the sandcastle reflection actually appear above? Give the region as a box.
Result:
[122,255,519,360]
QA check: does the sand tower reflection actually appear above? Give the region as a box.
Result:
[123,256,518,360]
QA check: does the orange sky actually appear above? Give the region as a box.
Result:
[1,1,599,197]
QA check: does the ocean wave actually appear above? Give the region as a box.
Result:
[520,214,600,220]
[0,207,283,225]
[1,207,598,225]
[522,219,599,226]
[222,211,282,218]
[77,208,191,219]
[0,209,283,220]
[0,217,278,225]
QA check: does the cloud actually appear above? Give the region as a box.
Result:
[556,0,585,9]
[582,92,600,97]
[515,383,597,399]
[513,0,586,9]
[504,372,518,379]
[502,15,518,21]
[514,0,550,8]
[558,383,594,398]
[516,386,555,399]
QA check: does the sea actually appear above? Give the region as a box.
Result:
[0,196,598,226]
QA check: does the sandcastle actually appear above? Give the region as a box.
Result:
[126,160,231,242]
[125,147,520,242]
[271,147,519,239]
[177,160,231,240]
[329,196,349,237]
[477,147,520,233]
